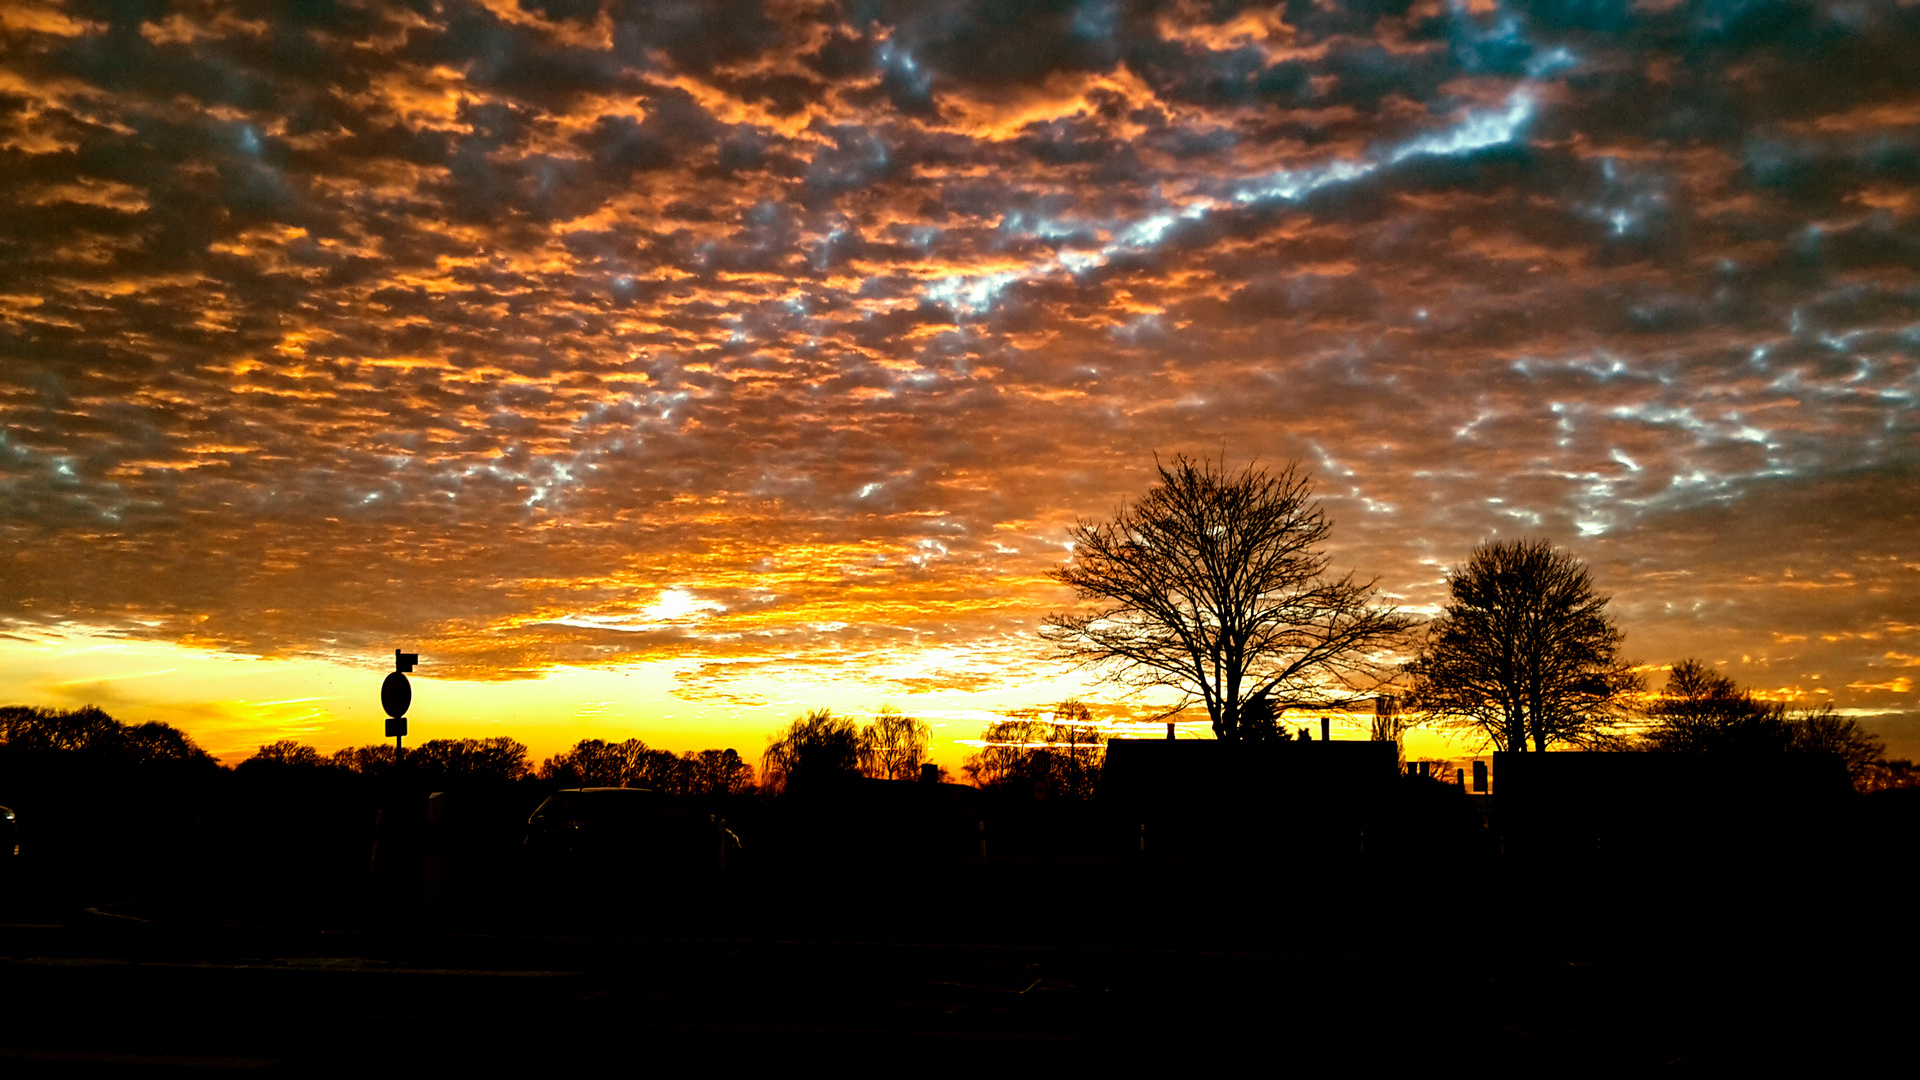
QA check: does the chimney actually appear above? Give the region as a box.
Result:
[1320,716,1330,742]
[920,763,939,785]
[1166,721,1175,741]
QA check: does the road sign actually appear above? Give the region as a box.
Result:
[381,670,412,719]
[382,649,420,754]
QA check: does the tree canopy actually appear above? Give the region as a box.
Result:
[538,738,752,795]
[1638,659,1786,754]
[760,708,946,791]
[1042,456,1412,742]
[862,706,933,782]
[244,736,534,782]
[1,704,214,766]
[761,709,865,793]
[1407,539,1639,752]
[1640,659,1886,782]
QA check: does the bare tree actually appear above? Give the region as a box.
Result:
[408,737,532,781]
[1789,704,1885,783]
[861,706,932,781]
[330,743,398,772]
[1371,693,1413,765]
[1042,456,1412,742]
[1407,539,1639,752]
[538,738,648,786]
[247,740,325,767]
[962,700,1105,800]
[538,740,756,794]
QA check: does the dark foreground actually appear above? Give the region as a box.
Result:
[1,849,1913,1075]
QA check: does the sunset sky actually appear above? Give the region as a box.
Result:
[1,0,1915,770]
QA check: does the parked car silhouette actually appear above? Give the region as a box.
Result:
[523,788,714,872]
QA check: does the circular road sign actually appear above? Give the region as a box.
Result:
[381,671,412,719]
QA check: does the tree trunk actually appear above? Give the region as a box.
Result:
[1506,704,1527,752]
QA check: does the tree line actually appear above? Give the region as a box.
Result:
[1,705,216,766]
[249,735,753,798]
[537,740,753,796]
[252,736,532,780]
[1634,660,1886,779]
[752,701,1122,800]
[0,700,1098,804]
[1040,455,1908,787]
[0,709,753,801]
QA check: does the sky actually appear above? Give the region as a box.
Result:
[1,0,1916,769]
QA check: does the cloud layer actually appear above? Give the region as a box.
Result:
[2,1,1915,744]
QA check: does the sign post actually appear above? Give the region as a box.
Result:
[382,649,418,758]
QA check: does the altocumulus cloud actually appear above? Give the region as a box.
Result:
[0,0,1915,745]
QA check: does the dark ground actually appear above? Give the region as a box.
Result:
[1,846,1913,1075]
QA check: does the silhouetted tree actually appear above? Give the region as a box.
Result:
[1790,704,1885,783]
[1407,539,1639,752]
[1371,693,1413,764]
[538,738,648,786]
[0,705,219,880]
[0,704,213,765]
[1640,659,1789,754]
[1043,456,1412,741]
[626,746,678,791]
[862,706,933,781]
[761,709,863,793]
[119,722,207,762]
[330,743,398,773]
[537,739,755,795]
[963,719,1045,790]
[0,705,118,751]
[407,737,532,782]
[963,701,1105,800]
[1637,660,1887,786]
[680,748,755,795]
[247,739,327,767]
